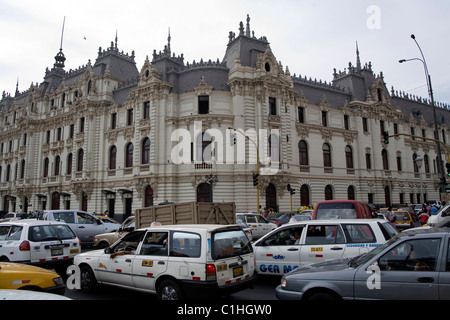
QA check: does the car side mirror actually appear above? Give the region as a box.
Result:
[104,247,111,254]
[96,219,103,225]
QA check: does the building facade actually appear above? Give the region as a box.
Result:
[1,16,449,218]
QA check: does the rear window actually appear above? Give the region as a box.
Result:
[212,229,252,260]
[315,203,357,219]
[342,224,376,243]
[28,224,76,241]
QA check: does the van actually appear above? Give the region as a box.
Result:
[313,200,372,220]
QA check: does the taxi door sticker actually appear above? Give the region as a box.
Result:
[99,263,107,270]
[310,247,323,252]
[142,260,153,267]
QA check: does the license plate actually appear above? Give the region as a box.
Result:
[233,266,243,278]
[70,248,79,254]
[51,248,64,256]
[217,264,227,272]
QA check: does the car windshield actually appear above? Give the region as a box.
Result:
[28,224,76,241]
[212,229,252,260]
[315,203,357,219]
[349,236,399,268]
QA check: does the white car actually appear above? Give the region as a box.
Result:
[73,224,256,300]
[427,202,450,226]
[253,219,398,275]
[40,210,119,246]
[0,220,80,271]
[236,213,277,240]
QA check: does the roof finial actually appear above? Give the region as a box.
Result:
[246,14,251,37]
[115,29,118,49]
[356,41,361,71]
[53,16,66,69]
[168,27,171,54]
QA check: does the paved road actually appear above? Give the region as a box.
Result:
[64,274,280,300]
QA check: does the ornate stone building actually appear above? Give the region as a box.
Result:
[1,16,449,218]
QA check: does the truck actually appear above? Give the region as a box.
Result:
[135,202,236,229]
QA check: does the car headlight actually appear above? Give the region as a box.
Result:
[53,277,64,286]
[281,278,287,288]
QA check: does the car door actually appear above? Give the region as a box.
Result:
[354,237,441,299]
[132,230,169,291]
[438,236,450,299]
[300,223,346,267]
[254,226,304,275]
[97,230,146,287]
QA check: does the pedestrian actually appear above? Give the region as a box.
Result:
[419,211,429,225]
[430,205,438,215]
[387,206,396,225]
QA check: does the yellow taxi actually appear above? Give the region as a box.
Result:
[394,210,414,230]
[0,262,65,295]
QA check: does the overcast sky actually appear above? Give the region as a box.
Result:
[1,0,449,105]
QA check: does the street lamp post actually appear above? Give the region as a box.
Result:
[399,34,445,194]
[415,155,424,204]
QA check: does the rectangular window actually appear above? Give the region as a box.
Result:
[80,117,85,133]
[69,124,74,139]
[321,111,328,127]
[269,97,277,116]
[344,115,349,130]
[366,153,372,169]
[298,107,305,123]
[341,224,376,243]
[127,109,134,125]
[140,232,169,256]
[143,101,150,119]
[198,96,209,114]
[111,113,117,129]
[363,118,369,132]
[170,232,201,258]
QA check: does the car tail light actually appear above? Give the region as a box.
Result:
[206,264,216,281]
[19,241,30,251]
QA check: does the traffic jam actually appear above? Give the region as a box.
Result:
[0,200,449,300]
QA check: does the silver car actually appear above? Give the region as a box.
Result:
[276,228,450,300]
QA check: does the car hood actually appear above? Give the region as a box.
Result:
[287,258,354,277]
[0,262,58,277]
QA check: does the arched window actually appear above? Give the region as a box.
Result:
[347,186,355,200]
[345,146,354,169]
[77,149,84,172]
[382,149,389,170]
[300,184,310,207]
[144,185,154,207]
[141,138,150,164]
[325,185,333,200]
[298,141,308,166]
[109,146,117,170]
[323,143,332,167]
[54,155,60,176]
[125,143,134,168]
[43,157,49,177]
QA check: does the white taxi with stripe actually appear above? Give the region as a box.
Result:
[0,220,80,271]
[73,224,256,300]
[253,219,398,275]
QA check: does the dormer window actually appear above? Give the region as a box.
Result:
[265,62,271,72]
[198,96,209,114]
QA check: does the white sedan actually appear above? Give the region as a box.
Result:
[253,219,398,275]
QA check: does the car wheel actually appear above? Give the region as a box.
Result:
[157,279,182,300]
[80,265,97,293]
